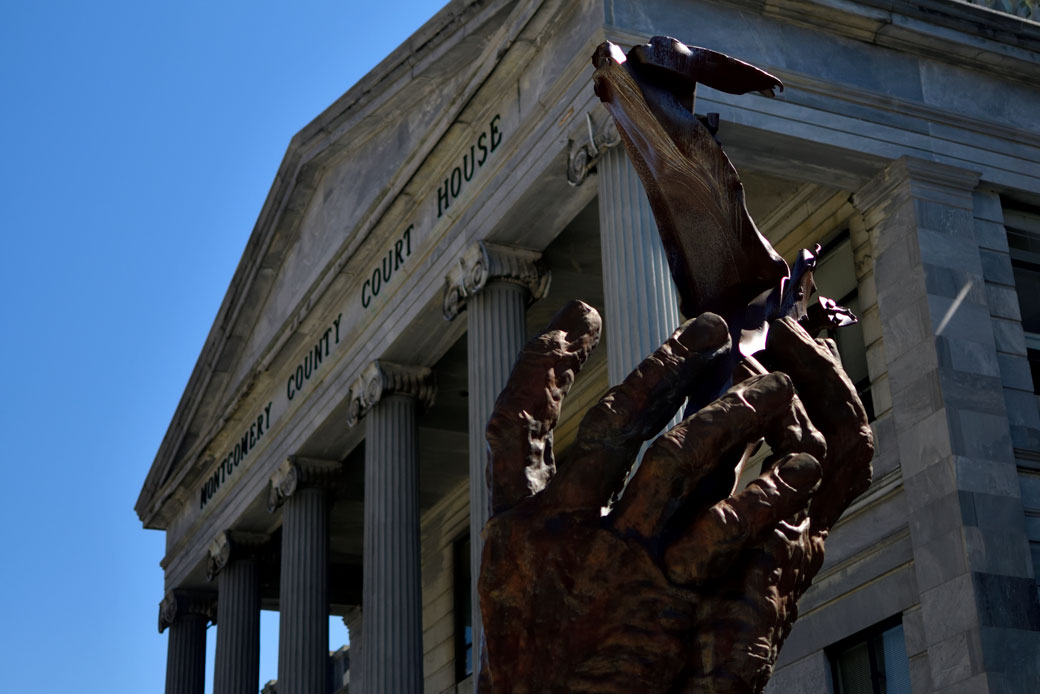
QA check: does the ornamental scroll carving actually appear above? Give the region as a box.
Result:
[442,241,550,321]
[158,590,216,633]
[566,113,622,186]
[265,456,341,512]
[345,361,436,427]
[205,530,269,581]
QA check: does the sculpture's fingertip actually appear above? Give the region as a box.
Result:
[775,453,822,492]
[550,299,602,347]
[678,312,729,353]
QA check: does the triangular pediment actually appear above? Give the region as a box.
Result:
[136,0,572,527]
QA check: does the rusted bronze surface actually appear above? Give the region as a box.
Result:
[477,36,874,693]
[478,305,873,693]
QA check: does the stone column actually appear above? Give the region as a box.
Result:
[267,456,341,694]
[207,531,266,694]
[443,240,549,668]
[597,144,681,386]
[348,361,435,694]
[159,590,215,694]
[854,156,1040,693]
[343,606,363,694]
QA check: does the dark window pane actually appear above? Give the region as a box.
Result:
[454,534,473,681]
[1012,262,1040,335]
[835,641,876,694]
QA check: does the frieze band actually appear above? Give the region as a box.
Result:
[345,361,436,427]
[442,241,550,320]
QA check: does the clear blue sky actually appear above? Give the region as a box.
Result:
[0,1,445,691]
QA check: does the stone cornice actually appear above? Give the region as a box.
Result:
[346,362,436,427]
[853,156,981,222]
[442,241,551,320]
[205,530,270,581]
[158,589,216,633]
[266,456,341,512]
[719,0,1040,87]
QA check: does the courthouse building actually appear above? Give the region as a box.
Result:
[136,0,1040,692]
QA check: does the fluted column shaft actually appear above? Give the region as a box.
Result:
[278,486,328,694]
[467,280,527,659]
[598,145,681,385]
[165,613,208,694]
[363,393,423,694]
[214,558,260,694]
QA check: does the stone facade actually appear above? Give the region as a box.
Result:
[137,1,1040,692]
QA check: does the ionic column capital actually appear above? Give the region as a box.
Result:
[206,530,269,581]
[346,361,435,426]
[442,241,550,320]
[266,456,341,512]
[566,111,622,186]
[158,589,215,633]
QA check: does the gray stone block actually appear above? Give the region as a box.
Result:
[936,336,1001,379]
[979,249,1015,287]
[934,672,991,694]
[926,264,988,303]
[973,191,1005,225]
[927,299,994,349]
[919,229,984,274]
[965,527,1034,580]
[1004,388,1040,428]
[950,410,1014,462]
[887,342,940,401]
[1009,425,1040,453]
[882,297,935,361]
[991,317,1028,356]
[975,573,1040,630]
[996,353,1034,391]
[905,457,959,508]
[938,371,1007,418]
[984,282,1022,322]
[973,493,1027,531]
[929,630,981,689]
[956,456,1026,498]
[892,368,944,431]
[908,652,935,693]
[916,198,975,239]
[922,573,980,643]
[904,605,928,656]
[874,201,919,254]
[896,409,954,476]
[764,651,832,694]
[911,492,971,545]
[914,529,970,593]
[979,627,1040,691]
[974,219,1010,254]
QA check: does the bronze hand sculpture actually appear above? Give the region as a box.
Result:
[477,37,873,693]
[478,303,872,693]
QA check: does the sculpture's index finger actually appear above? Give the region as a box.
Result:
[485,300,602,514]
[627,36,783,97]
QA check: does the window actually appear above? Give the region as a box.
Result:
[813,231,875,421]
[1006,205,1040,394]
[829,619,912,694]
[454,533,474,681]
